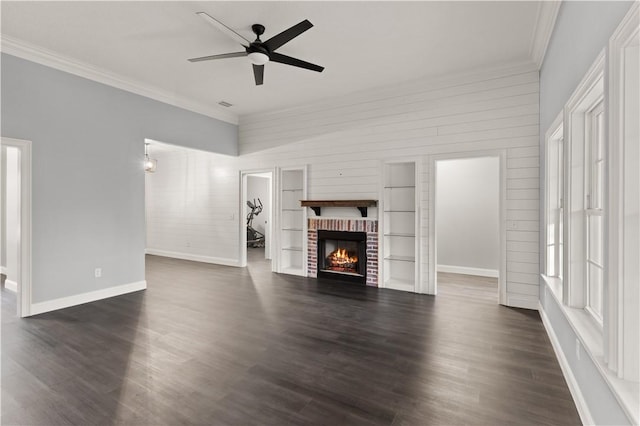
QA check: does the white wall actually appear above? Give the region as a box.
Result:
[239,64,540,309]
[145,143,240,266]
[1,53,237,309]
[436,157,499,275]
[246,175,271,259]
[3,147,20,288]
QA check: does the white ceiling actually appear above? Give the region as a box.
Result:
[1,1,549,121]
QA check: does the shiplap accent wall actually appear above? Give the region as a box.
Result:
[238,64,540,308]
[145,148,240,266]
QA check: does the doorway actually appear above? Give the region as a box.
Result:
[428,152,506,304]
[241,170,274,270]
[1,138,32,317]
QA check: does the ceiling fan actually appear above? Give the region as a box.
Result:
[188,12,324,86]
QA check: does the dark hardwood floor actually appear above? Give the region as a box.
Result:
[1,251,580,425]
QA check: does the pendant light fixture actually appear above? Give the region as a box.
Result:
[144,142,157,173]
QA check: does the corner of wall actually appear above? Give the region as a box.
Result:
[29,280,147,316]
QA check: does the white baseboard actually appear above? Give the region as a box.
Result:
[0,265,7,275]
[4,279,17,292]
[145,248,240,267]
[437,264,499,278]
[539,303,594,426]
[29,280,147,316]
[506,294,539,310]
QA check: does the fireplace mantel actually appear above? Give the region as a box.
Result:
[300,200,377,217]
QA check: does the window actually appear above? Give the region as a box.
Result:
[540,6,639,416]
[564,50,604,321]
[545,117,564,280]
[585,100,605,324]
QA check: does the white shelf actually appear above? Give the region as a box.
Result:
[281,267,306,277]
[384,278,415,292]
[382,161,418,291]
[279,167,306,276]
[384,233,415,237]
[385,255,415,262]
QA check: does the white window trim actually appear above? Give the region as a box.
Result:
[607,1,639,387]
[543,111,564,299]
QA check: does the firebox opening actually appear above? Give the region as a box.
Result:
[317,230,367,284]
[322,240,361,276]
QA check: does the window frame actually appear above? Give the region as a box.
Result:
[543,112,564,284]
[563,50,605,322]
[584,99,605,325]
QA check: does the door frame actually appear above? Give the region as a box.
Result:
[1,137,32,317]
[427,150,507,305]
[239,168,275,270]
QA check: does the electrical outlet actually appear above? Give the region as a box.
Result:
[94,268,102,278]
[575,338,581,360]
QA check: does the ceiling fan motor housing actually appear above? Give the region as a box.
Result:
[248,42,269,56]
[251,24,266,39]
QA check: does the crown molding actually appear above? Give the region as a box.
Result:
[0,35,239,125]
[530,0,562,69]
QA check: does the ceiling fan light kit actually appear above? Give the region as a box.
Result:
[248,52,269,66]
[189,12,324,86]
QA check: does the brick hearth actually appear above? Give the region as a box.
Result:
[307,218,378,286]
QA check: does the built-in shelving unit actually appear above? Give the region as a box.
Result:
[382,161,419,292]
[278,167,307,276]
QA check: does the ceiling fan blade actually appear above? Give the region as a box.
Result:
[196,12,251,46]
[263,20,313,52]
[253,64,264,86]
[270,52,324,73]
[188,52,247,62]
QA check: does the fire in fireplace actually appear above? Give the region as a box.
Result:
[317,230,366,284]
[326,245,359,274]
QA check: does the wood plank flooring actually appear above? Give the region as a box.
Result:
[1,252,580,425]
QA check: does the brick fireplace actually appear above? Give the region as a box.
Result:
[307,218,378,286]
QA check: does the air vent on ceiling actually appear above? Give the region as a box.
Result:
[218,101,233,107]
